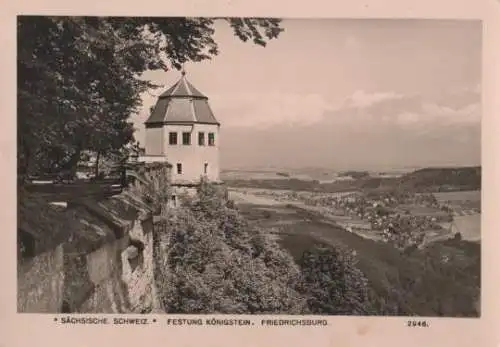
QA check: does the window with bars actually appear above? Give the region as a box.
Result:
[208,132,215,146]
[176,163,182,174]
[182,132,191,145]
[169,132,178,145]
[198,132,205,146]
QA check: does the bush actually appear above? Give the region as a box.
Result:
[155,182,307,314]
[298,246,374,315]
[155,180,444,316]
[130,163,171,215]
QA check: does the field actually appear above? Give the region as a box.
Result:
[433,190,481,203]
[230,187,357,199]
[221,167,410,181]
[222,170,298,181]
[221,168,348,184]
[433,190,481,212]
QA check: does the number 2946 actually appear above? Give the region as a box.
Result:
[407,320,429,327]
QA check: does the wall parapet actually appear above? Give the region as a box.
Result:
[17,177,159,313]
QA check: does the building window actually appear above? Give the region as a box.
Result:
[198,132,205,146]
[176,163,182,174]
[204,163,208,174]
[169,132,178,145]
[182,132,191,145]
[208,132,215,146]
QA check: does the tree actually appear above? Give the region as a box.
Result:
[298,246,374,315]
[18,16,284,179]
[155,181,306,314]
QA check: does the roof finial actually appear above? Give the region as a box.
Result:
[181,64,186,77]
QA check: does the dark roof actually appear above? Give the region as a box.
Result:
[193,99,217,123]
[159,75,207,99]
[145,74,219,126]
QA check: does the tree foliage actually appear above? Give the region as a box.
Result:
[153,181,383,315]
[155,182,306,314]
[298,246,374,315]
[18,16,284,178]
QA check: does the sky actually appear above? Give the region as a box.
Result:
[131,18,482,171]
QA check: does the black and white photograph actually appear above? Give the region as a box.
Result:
[17,16,481,317]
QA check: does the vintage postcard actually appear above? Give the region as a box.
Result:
[1,0,499,346]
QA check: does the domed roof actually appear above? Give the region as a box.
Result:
[144,72,219,126]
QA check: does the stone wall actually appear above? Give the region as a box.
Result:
[17,192,68,313]
[18,187,158,313]
[17,244,65,313]
[151,218,170,312]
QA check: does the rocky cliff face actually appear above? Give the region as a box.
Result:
[18,188,161,314]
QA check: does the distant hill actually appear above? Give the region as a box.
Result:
[224,166,481,193]
[397,166,481,192]
[338,171,370,179]
[354,166,481,192]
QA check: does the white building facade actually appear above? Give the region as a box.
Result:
[141,72,221,193]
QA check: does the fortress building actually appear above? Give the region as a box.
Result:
[141,71,221,205]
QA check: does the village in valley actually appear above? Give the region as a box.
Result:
[227,175,480,249]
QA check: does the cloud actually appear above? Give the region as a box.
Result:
[331,87,481,127]
[396,112,420,125]
[345,36,362,50]
[209,92,339,128]
[343,90,404,109]
[420,102,481,124]
[218,87,481,170]
[392,101,481,127]
[130,85,481,152]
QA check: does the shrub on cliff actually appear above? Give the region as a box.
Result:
[297,246,374,315]
[155,182,306,314]
[130,163,171,215]
[156,180,389,315]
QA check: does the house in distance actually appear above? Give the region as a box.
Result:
[141,71,221,205]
